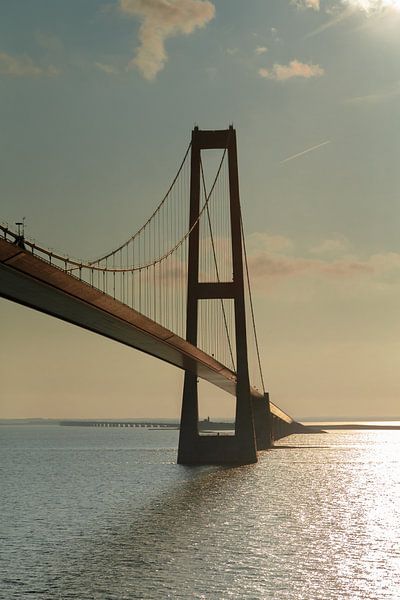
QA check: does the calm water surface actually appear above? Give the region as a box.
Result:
[1,425,399,599]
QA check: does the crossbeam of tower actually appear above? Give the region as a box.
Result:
[178,127,271,465]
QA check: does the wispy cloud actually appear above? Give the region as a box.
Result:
[259,60,324,81]
[292,0,320,10]
[281,140,331,164]
[248,250,400,290]
[310,237,349,254]
[342,0,400,13]
[255,46,268,55]
[304,1,399,39]
[346,82,400,105]
[246,231,400,292]
[249,253,374,282]
[95,62,119,75]
[159,257,187,284]
[118,0,215,80]
[305,6,355,38]
[247,232,293,253]
[270,27,280,40]
[0,52,59,77]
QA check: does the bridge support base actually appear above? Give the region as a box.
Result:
[252,392,273,451]
[178,372,257,465]
[177,434,258,466]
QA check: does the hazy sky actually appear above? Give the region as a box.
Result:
[1,0,400,420]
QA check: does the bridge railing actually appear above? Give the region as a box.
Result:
[0,224,111,298]
[1,224,83,269]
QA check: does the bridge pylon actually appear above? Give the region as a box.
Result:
[178,126,260,465]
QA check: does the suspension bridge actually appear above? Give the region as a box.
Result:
[0,127,307,465]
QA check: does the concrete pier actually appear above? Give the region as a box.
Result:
[252,393,273,450]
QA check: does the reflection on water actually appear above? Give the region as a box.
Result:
[1,426,399,599]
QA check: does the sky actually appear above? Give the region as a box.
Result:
[1,0,400,421]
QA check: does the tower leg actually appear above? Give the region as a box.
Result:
[252,392,273,451]
[177,372,198,464]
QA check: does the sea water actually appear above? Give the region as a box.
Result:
[1,425,399,599]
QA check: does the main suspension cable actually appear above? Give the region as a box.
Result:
[67,143,228,274]
[240,214,266,394]
[88,141,192,265]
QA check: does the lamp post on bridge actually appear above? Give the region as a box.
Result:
[14,218,26,249]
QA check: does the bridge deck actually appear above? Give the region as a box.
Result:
[0,238,292,423]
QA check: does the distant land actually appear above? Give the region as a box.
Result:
[1,418,400,430]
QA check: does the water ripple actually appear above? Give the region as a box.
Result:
[1,427,399,599]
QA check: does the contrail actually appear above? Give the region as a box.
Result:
[304,7,354,39]
[281,140,331,164]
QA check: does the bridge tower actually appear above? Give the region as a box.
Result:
[178,126,260,465]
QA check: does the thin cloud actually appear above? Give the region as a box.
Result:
[249,253,374,282]
[310,237,349,254]
[0,52,59,77]
[246,236,400,291]
[305,6,355,38]
[247,232,293,253]
[342,0,400,13]
[255,46,268,55]
[259,60,324,81]
[281,140,331,164]
[293,0,320,10]
[270,27,279,39]
[95,62,120,75]
[159,258,187,284]
[346,82,400,105]
[118,0,215,80]
[304,1,395,39]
